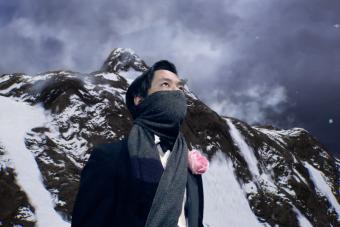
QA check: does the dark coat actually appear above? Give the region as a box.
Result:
[71,138,204,227]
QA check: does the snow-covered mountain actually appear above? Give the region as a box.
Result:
[0,48,339,227]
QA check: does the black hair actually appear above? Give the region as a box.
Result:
[125,60,178,119]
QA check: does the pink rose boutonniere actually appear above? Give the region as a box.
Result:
[188,150,209,174]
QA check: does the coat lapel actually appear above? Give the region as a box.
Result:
[185,170,204,227]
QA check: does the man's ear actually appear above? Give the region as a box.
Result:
[134,96,143,106]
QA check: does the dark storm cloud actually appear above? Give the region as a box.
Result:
[0,0,238,74]
[166,1,239,41]
[0,0,152,73]
[0,0,339,155]
[204,0,340,155]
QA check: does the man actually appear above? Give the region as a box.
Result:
[71,60,204,227]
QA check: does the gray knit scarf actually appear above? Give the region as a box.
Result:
[127,90,188,227]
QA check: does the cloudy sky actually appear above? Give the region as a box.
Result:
[1,0,339,157]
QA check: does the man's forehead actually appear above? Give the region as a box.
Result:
[154,69,177,77]
[154,69,179,80]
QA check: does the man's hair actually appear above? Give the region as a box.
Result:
[125,60,178,119]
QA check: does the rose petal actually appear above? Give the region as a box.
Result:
[188,150,209,174]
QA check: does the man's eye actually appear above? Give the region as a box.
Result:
[179,86,184,90]
[161,82,169,87]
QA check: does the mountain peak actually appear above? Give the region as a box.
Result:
[101,48,149,73]
[1,48,339,226]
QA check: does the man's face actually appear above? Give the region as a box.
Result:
[134,69,186,105]
[148,69,185,95]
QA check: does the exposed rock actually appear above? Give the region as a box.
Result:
[0,48,339,226]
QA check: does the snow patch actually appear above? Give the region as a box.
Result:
[303,161,340,220]
[226,118,260,177]
[96,72,120,81]
[242,181,258,194]
[293,168,308,185]
[118,70,142,84]
[0,74,11,84]
[292,206,313,227]
[202,150,264,227]
[15,206,36,222]
[0,82,24,94]
[253,127,287,149]
[0,96,70,227]
[0,144,14,170]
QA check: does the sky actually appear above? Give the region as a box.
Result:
[0,0,339,157]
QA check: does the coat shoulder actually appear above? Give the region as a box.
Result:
[95,138,128,156]
[87,138,129,171]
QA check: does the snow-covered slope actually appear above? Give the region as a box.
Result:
[202,151,264,227]
[0,96,69,227]
[0,48,339,227]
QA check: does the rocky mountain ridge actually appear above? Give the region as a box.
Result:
[0,48,339,227]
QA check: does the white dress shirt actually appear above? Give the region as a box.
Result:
[154,135,188,227]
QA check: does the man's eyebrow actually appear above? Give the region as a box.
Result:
[159,78,187,86]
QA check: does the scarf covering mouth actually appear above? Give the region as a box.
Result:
[127,90,189,227]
